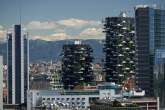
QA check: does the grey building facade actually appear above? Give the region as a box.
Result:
[0,56,3,110]
[7,25,29,104]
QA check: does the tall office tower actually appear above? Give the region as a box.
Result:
[154,50,165,106]
[7,25,29,104]
[103,12,135,84]
[24,33,29,103]
[135,5,165,97]
[0,56,3,110]
[61,40,93,89]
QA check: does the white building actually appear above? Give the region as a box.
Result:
[122,90,145,97]
[27,84,120,110]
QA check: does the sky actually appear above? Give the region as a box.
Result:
[0,0,164,42]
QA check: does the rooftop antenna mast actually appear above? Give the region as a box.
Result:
[155,0,160,9]
[18,0,22,25]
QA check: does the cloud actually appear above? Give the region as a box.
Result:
[30,28,104,41]
[22,18,104,41]
[54,29,66,33]
[31,36,48,41]
[0,25,3,29]
[0,25,6,42]
[80,28,104,39]
[57,18,101,28]
[26,21,56,30]
[31,33,67,41]
[26,18,101,30]
[51,33,67,40]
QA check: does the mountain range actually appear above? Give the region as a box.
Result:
[0,39,104,63]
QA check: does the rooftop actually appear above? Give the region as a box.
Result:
[135,4,157,10]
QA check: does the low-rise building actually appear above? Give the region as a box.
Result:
[128,97,159,110]
[90,105,142,110]
[27,83,159,110]
[3,104,26,110]
[90,97,159,110]
[27,83,120,110]
[122,89,145,97]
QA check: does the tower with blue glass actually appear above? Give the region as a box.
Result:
[135,5,165,99]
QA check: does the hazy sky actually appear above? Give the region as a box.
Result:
[0,0,163,41]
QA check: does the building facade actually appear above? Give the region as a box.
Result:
[135,5,155,97]
[27,83,153,110]
[135,5,165,97]
[0,56,3,110]
[90,105,142,110]
[103,12,135,84]
[90,97,159,110]
[50,72,63,90]
[7,25,29,104]
[61,40,93,89]
[27,84,120,110]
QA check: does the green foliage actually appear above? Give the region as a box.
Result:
[50,69,56,73]
[112,104,122,107]
[30,71,40,76]
[126,104,138,107]
[90,99,98,105]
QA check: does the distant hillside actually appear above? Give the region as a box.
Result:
[0,39,104,63]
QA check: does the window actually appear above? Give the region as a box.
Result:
[37,92,39,96]
[108,93,111,95]
[82,102,85,105]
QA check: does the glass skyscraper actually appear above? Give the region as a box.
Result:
[154,8,165,108]
[7,25,29,104]
[7,33,12,104]
[135,5,165,100]
[135,5,154,97]
[24,33,29,103]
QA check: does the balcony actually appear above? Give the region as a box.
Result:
[122,61,126,64]
[122,27,127,30]
[118,44,123,47]
[118,34,124,37]
[117,24,122,26]
[118,54,124,57]
[117,64,122,67]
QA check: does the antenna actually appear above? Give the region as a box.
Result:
[156,0,160,9]
[18,0,22,24]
